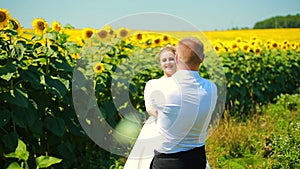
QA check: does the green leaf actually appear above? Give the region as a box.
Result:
[11,99,37,128]
[65,42,80,53]
[64,112,86,137]
[0,109,11,127]
[29,119,43,136]
[0,62,16,76]
[7,162,23,169]
[43,32,58,41]
[3,29,18,36]
[1,132,18,152]
[11,107,27,128]
[0,72,14,81]
[4,139,29,161]
[50,57,73,72]
[3,88,28,108]
[57,142,76,161]
[45,117,65,137]
[45,75,67,98]
[38,58,47,65]
[36,155,62,168]
[19,67,44,90]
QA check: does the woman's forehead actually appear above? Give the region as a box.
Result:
[160,51,175,58]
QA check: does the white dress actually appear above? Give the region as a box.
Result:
[123,116,160,169]
[123,117,212,169]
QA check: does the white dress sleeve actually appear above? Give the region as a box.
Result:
[144,80,158,117]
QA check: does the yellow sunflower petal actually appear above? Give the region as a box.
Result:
[10,18,23,34]
[52,20,63,33]
[116,27,130,39]
[93,62,104,74]
[82,28,95,40]
[32,18,48,35]
[0,8,11,29]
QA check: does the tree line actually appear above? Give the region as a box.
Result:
[253,13,300,29]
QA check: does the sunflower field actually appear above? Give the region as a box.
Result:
[0,8,300,169]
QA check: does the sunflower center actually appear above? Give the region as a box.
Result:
[55,26,61,32]
[13,23,19,30]
[163,36,169,41]
[38,22,45,30]
[232,44,238,48]
[98,30,107,39]
[137,33,142,40]
[96,65,102,70]
[0,12,6,22]
[86,31,93,38]
[120,30,128,37]
[243,46,249,51]
[154,39,160,44]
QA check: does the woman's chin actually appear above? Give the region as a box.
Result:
[164,69,176,75]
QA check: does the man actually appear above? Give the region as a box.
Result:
[145,37,218,169]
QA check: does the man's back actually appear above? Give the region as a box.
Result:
[149,70,217,153]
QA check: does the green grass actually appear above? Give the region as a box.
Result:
[205,93,300,168]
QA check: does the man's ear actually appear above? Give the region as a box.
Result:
[200,54,205,63]
[175,52,179,64]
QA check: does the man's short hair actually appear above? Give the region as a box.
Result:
[177,37,204,68]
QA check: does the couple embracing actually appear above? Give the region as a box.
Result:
[123,37,217,169]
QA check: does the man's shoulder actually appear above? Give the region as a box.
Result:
[199,78,217,90]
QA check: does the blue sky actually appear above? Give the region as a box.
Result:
[1,0,300,31]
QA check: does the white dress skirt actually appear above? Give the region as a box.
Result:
[123,116,211,169]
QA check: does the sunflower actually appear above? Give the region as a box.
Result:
[32,18,48,35]
[281,45,288,50]
[163,35,169,42]
[82,28,95,40]
[250,36,257,41]
[97,29,108,40]
[103,24,114,36]
[231,42,239,51]
[253,46,262,55]
[290,43,297,50]
[241,43,251,53]
[10,18,22,34]
[151,37,162,48]
[213,40,226,53]
[235,37,242,43]
[116,27,130,39]
[93,62,104,74]
[52,20,63,32]
[136,33,143,40]
[265,44,271,50]
[70,53,80,59]
[0,8,11,29]
[272,42,278,49]
[97,25,114,41]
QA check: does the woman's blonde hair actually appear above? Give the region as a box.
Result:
[158,44,176,62]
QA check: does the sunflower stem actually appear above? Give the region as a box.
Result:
[45,39,50,74]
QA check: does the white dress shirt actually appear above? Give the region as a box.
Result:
[144,70,218,153]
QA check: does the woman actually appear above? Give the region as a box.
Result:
[123,45,177,169]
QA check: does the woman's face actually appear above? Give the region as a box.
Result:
[159,51,176,77]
